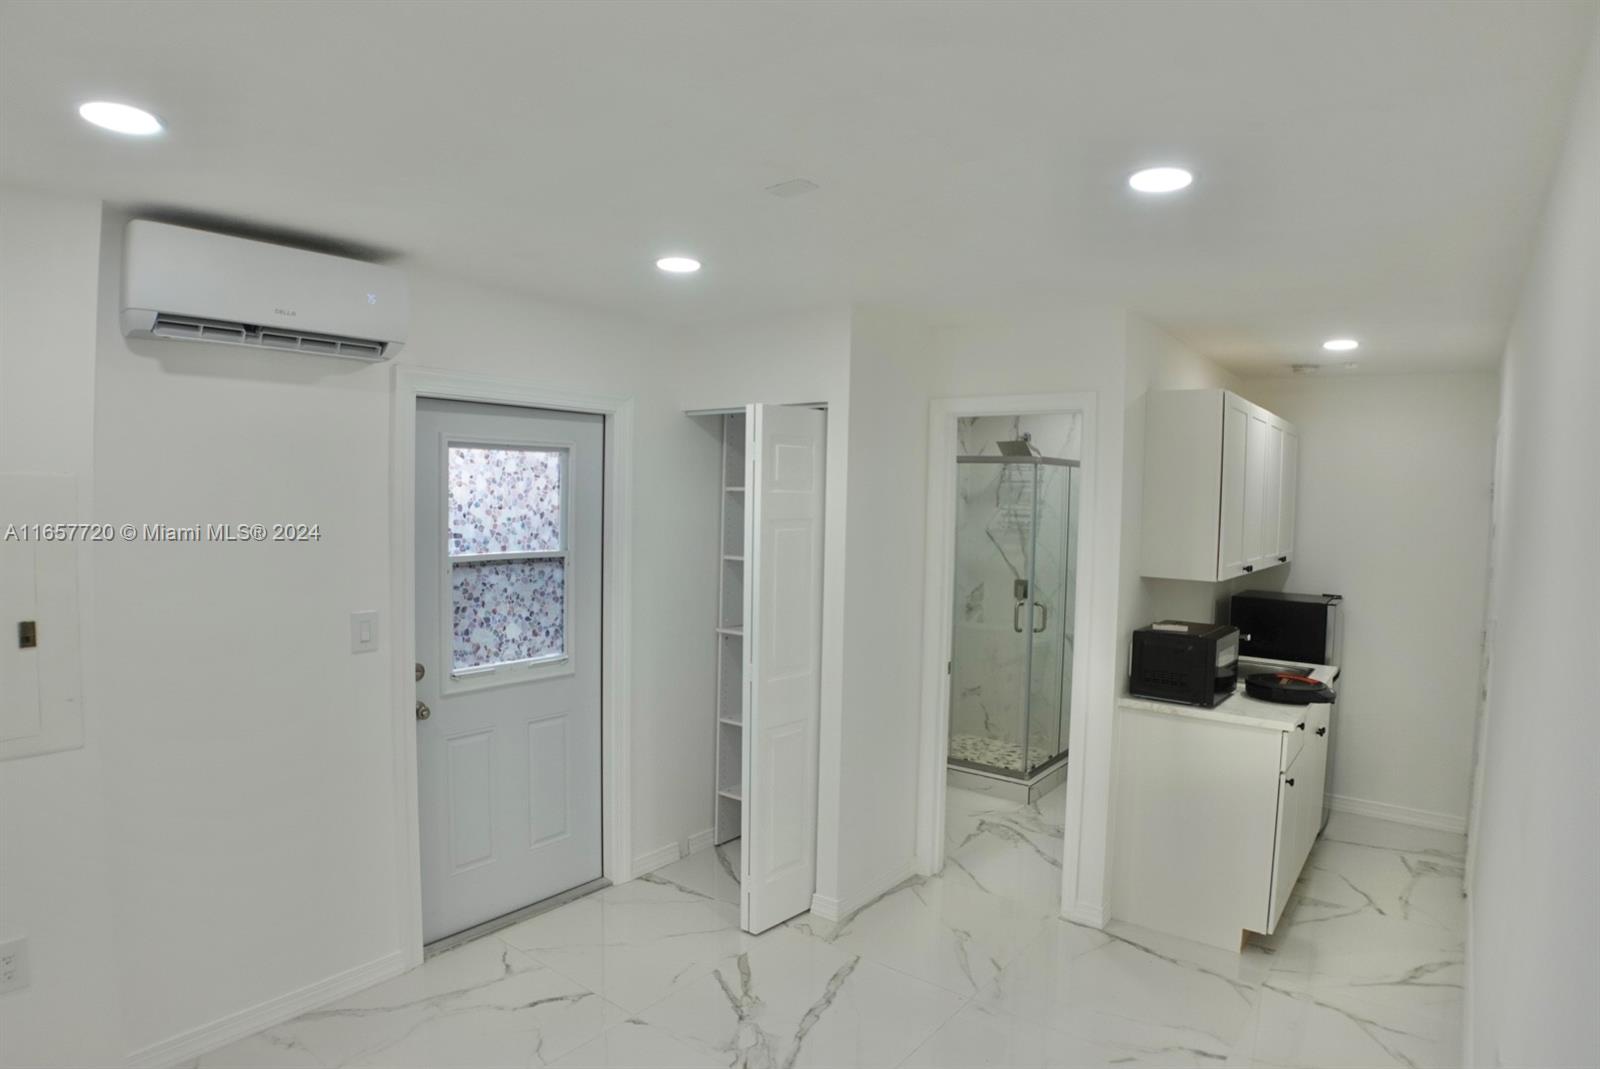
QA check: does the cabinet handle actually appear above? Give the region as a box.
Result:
[1242,564,1254,573]
[1315,726,1326,736]
[1285,777,1296,787]
[1296,721,1306,730]
[1278,556,1288,563]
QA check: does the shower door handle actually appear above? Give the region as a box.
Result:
[1014,601,1049,633]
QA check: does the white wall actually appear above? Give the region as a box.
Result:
[819,308,935,911]
[671,312,854,903]
[1240,373,1497,828]
[1466,18,1599,1067]
[1118,316,1241,676]
[920,305,1130,922]
[0,187,127,1069]
[83,211,715,1062]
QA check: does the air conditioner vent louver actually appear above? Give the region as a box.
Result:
[149,313,390,362]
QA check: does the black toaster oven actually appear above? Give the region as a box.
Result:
[1129,621,1240,707]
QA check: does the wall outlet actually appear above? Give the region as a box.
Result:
[0,937,28,995]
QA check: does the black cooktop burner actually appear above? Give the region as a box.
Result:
[1243,670,1336,705]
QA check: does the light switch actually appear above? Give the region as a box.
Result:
[350,610,379,654]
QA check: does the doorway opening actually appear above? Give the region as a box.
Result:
[917,397,1098,920]
[414,400,606,946]
[391,370,636,968]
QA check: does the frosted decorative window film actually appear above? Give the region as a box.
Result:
[452,559,565,670]
[448,446,562,555]
[446,444,568,674]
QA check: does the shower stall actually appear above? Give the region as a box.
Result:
[948,448,1079,798]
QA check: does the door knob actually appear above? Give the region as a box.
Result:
[415,662,425,682]
[416,700,431,721]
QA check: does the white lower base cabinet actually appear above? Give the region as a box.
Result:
[1112,701,1329,952]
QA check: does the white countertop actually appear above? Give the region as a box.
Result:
[1119,661,1339,732]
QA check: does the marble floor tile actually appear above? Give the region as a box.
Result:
[787,871,1052,997]
[903,1000,1242,1069]
[1321,812,1466,859]
[549,1020,725,1069]
[642,839,742,906]
[497,877,754,1015]
[977,917,1259,1059]
[943,786,1066,911]
[1292,836,1467,933]
[635,926,966,1068]
[1246,981,1462,1068]
[197,786,1467,1069]
[198,938,614,1069]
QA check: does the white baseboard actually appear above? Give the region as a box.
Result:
[809,891,843,921]
[686,827,715,855]
[632,839,683,876]
[1328,793,1468,835]
[811,858,920,923]
[1062,900,1107,929]
[126,949,407,1069]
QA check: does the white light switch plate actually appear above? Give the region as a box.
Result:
[0,937,28,995]
[350,610,379,654]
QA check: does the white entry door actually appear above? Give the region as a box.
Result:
[742,403,826,933]
[415,399,603,943]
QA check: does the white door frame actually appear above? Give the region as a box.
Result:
[915,392,1107,927]
[390,366,634,966]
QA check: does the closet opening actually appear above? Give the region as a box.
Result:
[686,403,828,933]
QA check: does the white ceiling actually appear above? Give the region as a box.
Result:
[1,0,1594,373]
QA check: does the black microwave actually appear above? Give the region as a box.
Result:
[1129,622,1240,707]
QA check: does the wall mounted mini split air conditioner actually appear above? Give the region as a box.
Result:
[120,221,408,360]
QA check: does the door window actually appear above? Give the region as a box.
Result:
[446,444,569,675]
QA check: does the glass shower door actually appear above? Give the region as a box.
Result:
[1024,463,1074,774]
[949,460,1035,775]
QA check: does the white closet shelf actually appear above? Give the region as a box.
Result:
[719,717,742,728]
[716,626,745,637]
[722,555,745,562]
[724,485,745,492]
[717,787,743,802]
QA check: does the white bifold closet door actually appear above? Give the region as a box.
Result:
[740,403,826,933]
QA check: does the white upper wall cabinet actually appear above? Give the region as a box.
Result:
[1142,389,1299,582]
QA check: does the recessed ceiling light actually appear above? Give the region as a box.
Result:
[1128,166,1193,194]
[655,256,701,274]
[1322,338,1360,352]
[78,101,163,136]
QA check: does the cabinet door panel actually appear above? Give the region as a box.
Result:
[1266,738,1321,933]
[1260,423,1283,562]
[1298,705,1329,852]
[1278,430,1299,563]
[1267,756,1307,933]
[1243,412,1270,566]
[1217,397,1251,579]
